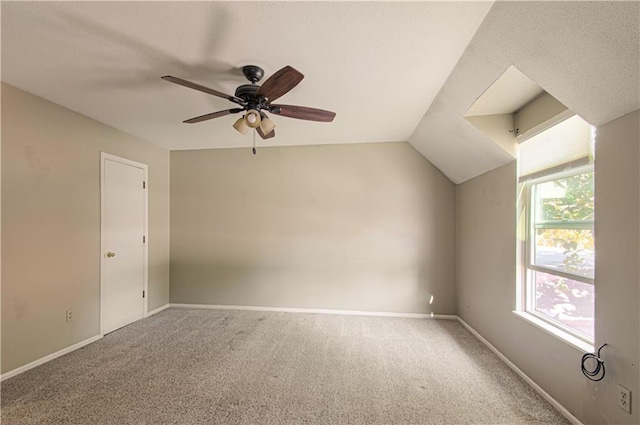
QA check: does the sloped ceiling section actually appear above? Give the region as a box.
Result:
[464,66,543,117]
[462,65,550,159]
[410,1,640,184]
[0,1,493,150]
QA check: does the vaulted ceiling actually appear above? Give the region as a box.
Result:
[0,2,492,149]
[2,2,639,184]
[410,1,640,183]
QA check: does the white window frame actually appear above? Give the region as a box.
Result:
[521,164,594,345]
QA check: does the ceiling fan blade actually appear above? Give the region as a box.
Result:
[256,127,275,139]
[162,75,244,105]
[256,66,304,102]
[183,108,242,124]
[270,104,336,122]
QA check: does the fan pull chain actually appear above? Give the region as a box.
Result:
[252,130,257,155]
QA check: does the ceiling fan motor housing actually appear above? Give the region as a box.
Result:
[234,84,269,113]
[235,84,260,101]
[236,65,268,109]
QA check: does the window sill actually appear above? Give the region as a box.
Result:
[512,310,594,353]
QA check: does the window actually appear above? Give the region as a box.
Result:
[517,114,595,345]
[525,168,594,341]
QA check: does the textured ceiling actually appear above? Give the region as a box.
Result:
[1,1,493,151]
[409,1,640,184]
[3,2,638,184]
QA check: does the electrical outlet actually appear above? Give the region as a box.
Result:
[66,310,73,323]
[618,384,631,414]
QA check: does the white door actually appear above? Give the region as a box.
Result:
[101,153,147,334]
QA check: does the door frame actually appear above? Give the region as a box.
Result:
[100,152,149,336]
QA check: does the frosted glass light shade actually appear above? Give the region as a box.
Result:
[259,117,276,134]
[233,116,249,135]
[245,109,261,128]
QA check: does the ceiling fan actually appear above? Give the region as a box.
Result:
[162,65,336,140]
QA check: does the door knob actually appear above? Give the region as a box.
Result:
[106,251,116,258]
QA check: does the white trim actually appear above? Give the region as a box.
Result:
[100,152,149,335]
[518,157,591,183]
[169,303,457,320]
[1,335,102,382]
[2,302,167,382]
[512,310,593,353]
[521,164,596,345]
[457,317,584,425]
[145,304,170,317]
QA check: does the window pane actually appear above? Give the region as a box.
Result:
[535,172,594,222]
[532,171,594,280]
[534,271,594,339]
[534,228,594,279]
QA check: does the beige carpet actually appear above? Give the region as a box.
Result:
[1,308,570,424]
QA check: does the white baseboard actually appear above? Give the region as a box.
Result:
[1,334,102,382]
[456,317,584,425]
[145,303,170,317]
[170,303,457,320]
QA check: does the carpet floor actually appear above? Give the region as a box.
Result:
[1,308,570,425]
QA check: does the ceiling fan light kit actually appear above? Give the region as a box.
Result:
[232,116,250,135]
[244,109,261,128]
[259,115,276,135]
[162,65,336,146]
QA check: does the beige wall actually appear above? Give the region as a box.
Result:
[590,110,639,425]
[170,142,456,314]
[457,110,639,425]
[1,83,170,374]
